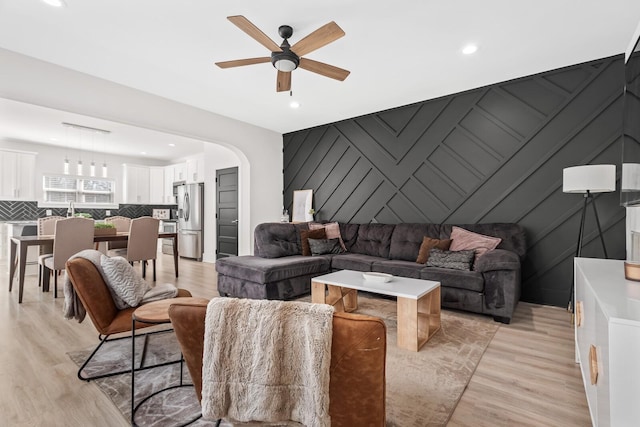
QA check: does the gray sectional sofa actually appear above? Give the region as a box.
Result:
[215,222,527,323]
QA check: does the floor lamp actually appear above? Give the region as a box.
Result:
[563,164,616,312]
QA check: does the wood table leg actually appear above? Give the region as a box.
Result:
[397,286,441,351]
[325,285,358,313]
[18,243,28,303]
[311,281,327,304]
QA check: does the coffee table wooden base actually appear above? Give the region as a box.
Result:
[311,276,441,352]
[397,287,441,351]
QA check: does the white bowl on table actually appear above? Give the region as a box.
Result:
[362,272,393,283]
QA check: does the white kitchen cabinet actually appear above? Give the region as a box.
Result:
[0,149,36,200]
[122,164,150,204]
[574,258,640,426]
[174,162,186,182]
[186,154,204,183]
[149,166,165,204]
[164,165,176,204]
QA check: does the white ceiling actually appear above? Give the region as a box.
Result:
[1,1,640,160]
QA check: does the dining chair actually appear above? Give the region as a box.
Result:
[37,215,64,288]
[41,217,95,298]
[104,216,131,251]
[108,216,160,281]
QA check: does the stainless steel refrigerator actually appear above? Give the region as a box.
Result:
[177,182,204,261]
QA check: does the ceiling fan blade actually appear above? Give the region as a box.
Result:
[277,71,291,92]
[227,15,281,52]
[291,21,345,57]
[215,57,271,69]
[299,58,350,81]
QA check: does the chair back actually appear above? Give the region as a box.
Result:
[105,216,131,250]
[52,217,95,270]
[65,257,123,335]
[126,216,159,262]
[38,215,64,255]
[168,302,387,427]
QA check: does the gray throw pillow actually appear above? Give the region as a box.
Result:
[100,256,151,309]
[426,248,475,271]
[308,238,345,256]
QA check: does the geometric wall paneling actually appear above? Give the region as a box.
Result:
[284,55,626,307]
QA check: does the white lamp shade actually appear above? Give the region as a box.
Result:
[622,163,640,191]
[563,164,616,193]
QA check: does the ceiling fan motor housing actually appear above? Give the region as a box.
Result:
[271,26,299,72]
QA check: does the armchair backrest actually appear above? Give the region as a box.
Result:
[168,302,387,427]
[65,257,126,335]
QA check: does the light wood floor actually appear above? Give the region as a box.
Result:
[0,251,590,426]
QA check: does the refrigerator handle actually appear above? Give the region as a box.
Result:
[185,192,190,221]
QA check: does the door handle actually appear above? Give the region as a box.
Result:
[232,219,239,224]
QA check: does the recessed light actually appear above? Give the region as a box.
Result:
[140,151,147,155]
[41,0,67,8]
[168,143,176,147]
[50,137,58,142]
[290,101,300,109]
[462,44,478,55]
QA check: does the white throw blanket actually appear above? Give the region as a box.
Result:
[63,249,178,322]
[202,298,334,427]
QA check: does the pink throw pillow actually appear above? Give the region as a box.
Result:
[449,226,501,259]
[309,222,346,250]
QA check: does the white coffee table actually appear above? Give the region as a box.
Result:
[311,270,441,351]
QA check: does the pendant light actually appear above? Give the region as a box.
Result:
[63,125,70,174]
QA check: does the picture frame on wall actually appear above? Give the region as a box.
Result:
[292,189,313,222]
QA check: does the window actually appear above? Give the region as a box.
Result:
[43,174,115,206]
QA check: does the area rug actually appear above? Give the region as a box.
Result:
[67,294,499,426]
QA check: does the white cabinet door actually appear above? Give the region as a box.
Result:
[149,167,164,204]
[174,162,186,182]
[186,154,204,183]
[0,150,36,200]
[123,164,150,204]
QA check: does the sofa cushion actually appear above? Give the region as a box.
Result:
[389,223,441,261]
[449,226,501,260]
[371,260,424,279]
[420,267,484,292]
[426,248,475,271]
[440,223,526,260]
[300,228,327,256]
[338,223,360,251]
[350,224,395,258]
[416,237,452,264]
[309,222,346,250]
[308,238,345,255]
[330,253,382,272]
[254,223,301,258]
[215,255,329,284]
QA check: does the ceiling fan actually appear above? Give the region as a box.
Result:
[215,15,350,92]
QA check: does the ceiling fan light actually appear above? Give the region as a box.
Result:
[274,59,297,72]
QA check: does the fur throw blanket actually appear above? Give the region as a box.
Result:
[202,298,335,427]
[63,249,178,322]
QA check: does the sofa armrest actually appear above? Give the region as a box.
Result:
[474,249,520,272]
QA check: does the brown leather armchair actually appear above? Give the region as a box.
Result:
[168,301,387,427]
[65,257,192,381]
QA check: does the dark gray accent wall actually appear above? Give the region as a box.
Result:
[283,55,627,307]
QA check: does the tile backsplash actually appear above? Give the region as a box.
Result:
[0,200,177,221]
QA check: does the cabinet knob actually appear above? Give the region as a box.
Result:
[589,344,599,385]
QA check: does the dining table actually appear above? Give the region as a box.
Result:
[8,231,179,303]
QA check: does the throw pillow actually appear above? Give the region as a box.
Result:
[300,228,327,256]
[449,226,501,258]
[309,222,347,251]
[100,256,151,309]
[426,248,475,271]
[416,236,452,264]
[308,238,345,256]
